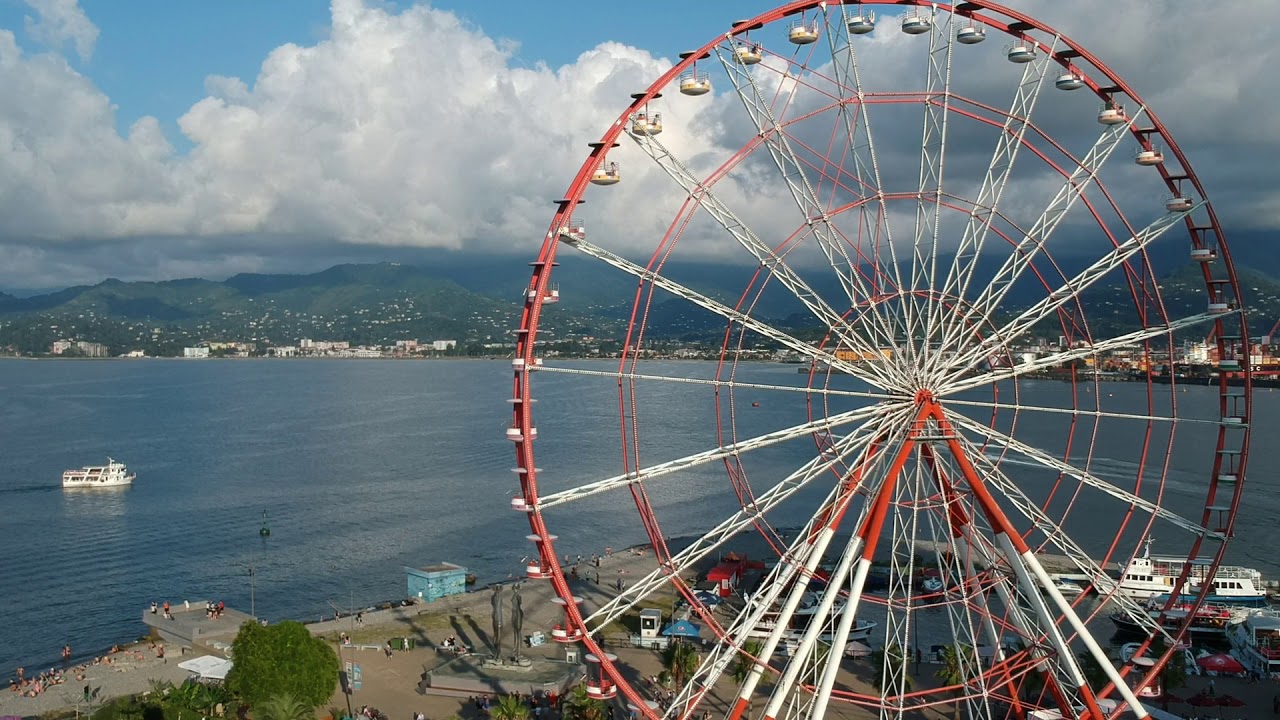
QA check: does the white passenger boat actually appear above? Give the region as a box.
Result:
[746,591,876,644]
[1108,538,1266,606]
[1228,608,1280,678]
[62,458,135,488]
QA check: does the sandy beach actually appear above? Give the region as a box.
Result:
[5,539,1278,720]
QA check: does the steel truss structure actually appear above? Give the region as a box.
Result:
[510,2,1251,719]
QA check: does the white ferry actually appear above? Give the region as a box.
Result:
[62,458,135,488]
[1109,539,1267,606]
[1228,609,1280,678]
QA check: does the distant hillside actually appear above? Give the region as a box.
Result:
[3,255,1279,356]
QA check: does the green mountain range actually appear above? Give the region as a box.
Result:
[2,259,1278,357]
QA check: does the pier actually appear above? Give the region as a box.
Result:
[141,601,254,658]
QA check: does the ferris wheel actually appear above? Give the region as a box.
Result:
[510,2,1251,719]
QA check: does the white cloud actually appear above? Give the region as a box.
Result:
[22,0,97,61]
[0,0,1277,288]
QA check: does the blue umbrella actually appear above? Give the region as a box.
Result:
[661,619,702,638]
[694,591,722,605]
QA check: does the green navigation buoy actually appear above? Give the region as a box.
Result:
[260,510,271,537]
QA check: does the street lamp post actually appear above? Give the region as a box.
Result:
[249,563,257,621]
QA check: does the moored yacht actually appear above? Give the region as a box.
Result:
[1110,598,1246,639]
[62,458,135,488]
[1109,538,1266,606]
[1228,608,1280,678]
[746,591,876,644]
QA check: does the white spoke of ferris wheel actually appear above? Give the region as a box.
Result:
[941,396,1221,427]
[558,234,897,386]
[582,409,905,631]
[664,493,848,718]
[948,412,1223,541]
[670,429,897,718]
[945,202,1201,376]
[538,364,905,403]
[910,6,955,372]
[627,132,891,387]
[973,451,1173,643]
[940,311,1216,396]
[929,42,1058,380]
[759,515,868,720]
[939,109,1145,361]
[950,514,1078,706]
[704,49,905,358]
[535,400,898,510]
[915,452,996,719]
[825,6,909,325]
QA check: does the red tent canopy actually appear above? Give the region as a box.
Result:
[1196,653,1245,674]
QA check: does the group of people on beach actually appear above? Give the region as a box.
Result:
[8,666,66,698]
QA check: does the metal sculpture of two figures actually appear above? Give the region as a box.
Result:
[489,583,524,663]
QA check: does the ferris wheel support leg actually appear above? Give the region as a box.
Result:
[759,412,925,720]
[937,417,1149,720]
[921,447,1028,720]
[725,438,887,720]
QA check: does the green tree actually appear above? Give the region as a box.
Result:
[871,643,913,693]
[1076,650,1111,691]
[561,686,608,720]
[662,640,700,689]
[491,695,531,720]
[1148,637,1187,692]
[254,693,313,720]
[226,621,339,709]
[1011,641,1046,703]
[731,640,765,685]
[935,645,977,720]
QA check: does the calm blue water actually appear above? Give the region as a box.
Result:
[1,358,1276,675]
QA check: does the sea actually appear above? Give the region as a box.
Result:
[1,358,1277,675]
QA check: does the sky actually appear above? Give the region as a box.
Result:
[0,0,1275,290]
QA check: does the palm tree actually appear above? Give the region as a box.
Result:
[934,645,977,720]
[562,686,608,720]
[1076,650,1111,691]
[1148,637,1187,692]
[491,695,531,720]
[871,643,913,693]
[730,640,765,685]
[663,640,701,689]
[1011,641,1046,704]
[254,693,313,720]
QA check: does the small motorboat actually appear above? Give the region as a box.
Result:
[1051,578,1084,597]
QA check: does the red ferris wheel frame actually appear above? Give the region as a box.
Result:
[510,2,1252,719]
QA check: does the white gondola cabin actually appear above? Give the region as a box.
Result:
[788,19,820,44]
[679,71,711,96]
[957,23,985,44]
[527,286,559,304]
[1190,247,1217,263]
[1135,147,1164,166]
[1098,103,1127,125]
[1207,301,1233,315]
[590,161,620,185]
[1055,73,1084,91]
[506,426,537,442]
[846,12,875,34]
[560,221,585,243]
[734,42,763,65]
[1218,357,1241,371]
[1166,196,1193,212]
[631,112,662,136]
[1006,42,1035,63]
[901,11,931,34]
